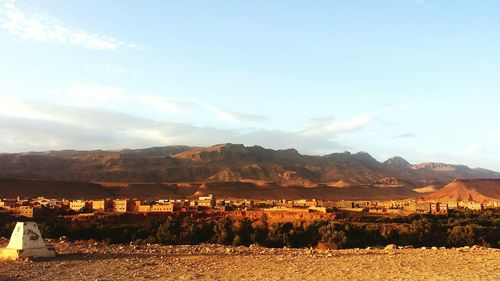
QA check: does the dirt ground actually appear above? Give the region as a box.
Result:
[1,240,499,281]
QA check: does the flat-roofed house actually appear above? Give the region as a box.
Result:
[416,202,431,214]
[138,204,152,212]
[18,206,35,218]
[113,199,135,212]
[70,201,91,212]
[151,204,174,213]
[199,195,216,208]
[92,199,112,212]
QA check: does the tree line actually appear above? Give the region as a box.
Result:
[0,210,498,249]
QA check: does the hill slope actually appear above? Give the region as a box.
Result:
[0,179,419,200]
[424,179,500,202]
[0,144,499,200]
[1,143,498,186]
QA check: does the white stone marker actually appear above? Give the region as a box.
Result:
[1,221,56,259]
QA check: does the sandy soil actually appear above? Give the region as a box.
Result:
[1,239,499,281]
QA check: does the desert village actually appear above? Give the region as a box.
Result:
[1,194,498,220]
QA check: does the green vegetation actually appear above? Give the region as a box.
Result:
[0,210,498,248]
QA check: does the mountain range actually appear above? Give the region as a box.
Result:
[0,143,499,200]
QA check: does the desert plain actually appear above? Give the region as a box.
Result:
[1,238,499,281]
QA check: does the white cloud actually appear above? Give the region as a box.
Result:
[464,143,486,156]
[194,100,268,123]
[0,0,137,50]
[54,84,268,123]
[0,98,348,154]
[390,133,416,140]
[300,114,377,138]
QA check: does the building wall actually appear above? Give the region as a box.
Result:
[151,204,174,213]
[70,201,90,212]
[92,200,111,212]
[18,206,34,218]
[138,205,151,212]
[113,200,135,212]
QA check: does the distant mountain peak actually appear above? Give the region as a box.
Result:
[384,156,411,167]
[211,143,245,149]
[172,143,248,161]
[1,144,499,188]
[276,148,300,155]
[323,151,380,166]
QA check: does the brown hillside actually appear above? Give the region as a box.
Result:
[424,179,500,202]
[0,179,113,199]
[0,144,499,200]
[0,179,419,200]
[413,185,439,194]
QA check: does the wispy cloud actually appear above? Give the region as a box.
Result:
[134,95,195,114]
[45,84,269,124]
[0,98,344,154]
[390,133,416,139]
[137,95,268,123]
[194,100,268,123]
[300,114,377,138]
[59,84,268,123]
[464,143,487,156]
[300,102,409,139]
[0,0,137,50]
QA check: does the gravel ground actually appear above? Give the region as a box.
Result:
[1,239,499,281]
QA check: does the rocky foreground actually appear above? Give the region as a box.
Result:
[1,239,499,281]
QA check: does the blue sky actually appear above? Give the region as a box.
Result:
[0,0,499,170]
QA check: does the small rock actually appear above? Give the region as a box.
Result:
[384,244,397,250]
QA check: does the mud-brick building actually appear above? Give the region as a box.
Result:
[92,199,113,212]
[113,199,135,212]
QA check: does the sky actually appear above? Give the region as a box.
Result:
[0,0,499,170]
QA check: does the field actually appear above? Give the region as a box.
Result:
[1,239,499,281]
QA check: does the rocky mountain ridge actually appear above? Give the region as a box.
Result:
[1,143,499,187]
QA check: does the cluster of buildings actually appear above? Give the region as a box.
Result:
[0,197,186,218]
[0,195,330,218]
[0,195,497,219]
[332,199,499,215]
